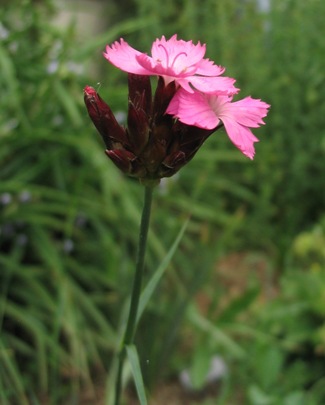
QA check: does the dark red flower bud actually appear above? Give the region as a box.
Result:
[105,149,136,174]
[128,74,152,116]
[162,151,186,169]
[127,100,150,155]
[126,74,152,155]
[84,86,129,149]
[153,77,176,122]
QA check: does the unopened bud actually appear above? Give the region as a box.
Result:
[84,86,129,149]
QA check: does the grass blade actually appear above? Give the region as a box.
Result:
[136,218,190,324]
[126,344,147,405]
[187,305,246,359]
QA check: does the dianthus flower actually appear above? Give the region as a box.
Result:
[103,34,238,95]
[166,88,270,159]
[85,35,270,184]
[84,35,271,405]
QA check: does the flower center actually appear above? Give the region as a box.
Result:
[157,44,188,73]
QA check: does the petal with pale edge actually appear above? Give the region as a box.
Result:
[223,97,270,127]
[103,39,151,75]
[167,89,270,159]
[214,96,269,159]
[188,75,239,95]
[221,117,259,159]
[150,35,206,69]
[195,58,226,76]
[166,89,220,129]
[103,36,238,96]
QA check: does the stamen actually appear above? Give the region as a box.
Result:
[157,45,188,70]
[171,51,187,69]
[157,44,170,66]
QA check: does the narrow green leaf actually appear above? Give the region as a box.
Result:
[54,80,83,127]
[0,341,29,405]
[0,44,30,130]
[248,384,276,405]
[187,305,246,359]
[217,286,260,323]
[126,344,147,405]
[137,218,189,324]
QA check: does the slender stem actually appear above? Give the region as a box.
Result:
[114,185,154,405]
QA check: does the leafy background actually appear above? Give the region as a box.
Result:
[1,0,325,404]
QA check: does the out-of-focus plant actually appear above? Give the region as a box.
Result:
[84,31,269,404]
[227,224,325,405]
[128,0,325,253]
[0,1,261,403]
[2,0,325,403]
[0,1,153,403]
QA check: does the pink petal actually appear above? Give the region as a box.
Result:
[103,36,240,98]
[166,89,270,159]
[167,90,220,129]
[176,39,206,66]
[195,58,226,76]
[103,39,151,75]
[226,96,270,127]
[222,117,259,159]
[136,53,166,75]
[187,75,239,95]
[151,35,206,69]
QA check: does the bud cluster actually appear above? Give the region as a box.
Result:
[84,75,217,184]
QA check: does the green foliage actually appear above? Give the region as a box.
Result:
[0,1,148,402]
[126,345,148,405]
[128,0,325,251]
[1,0,325,404]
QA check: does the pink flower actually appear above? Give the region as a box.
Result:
[166,89,270,159]
[103,35,238,95]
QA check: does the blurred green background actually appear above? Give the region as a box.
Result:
[1,0,325,404]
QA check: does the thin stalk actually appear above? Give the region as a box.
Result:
[114,185,154,405]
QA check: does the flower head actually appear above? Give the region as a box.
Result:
[166,89,270,159]
[84,76,216,183]
[85,35,270,180]
[103,35,238,95]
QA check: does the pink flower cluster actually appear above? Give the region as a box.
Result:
[104,35,270,159]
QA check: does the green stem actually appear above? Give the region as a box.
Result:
[114,185,154,405]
